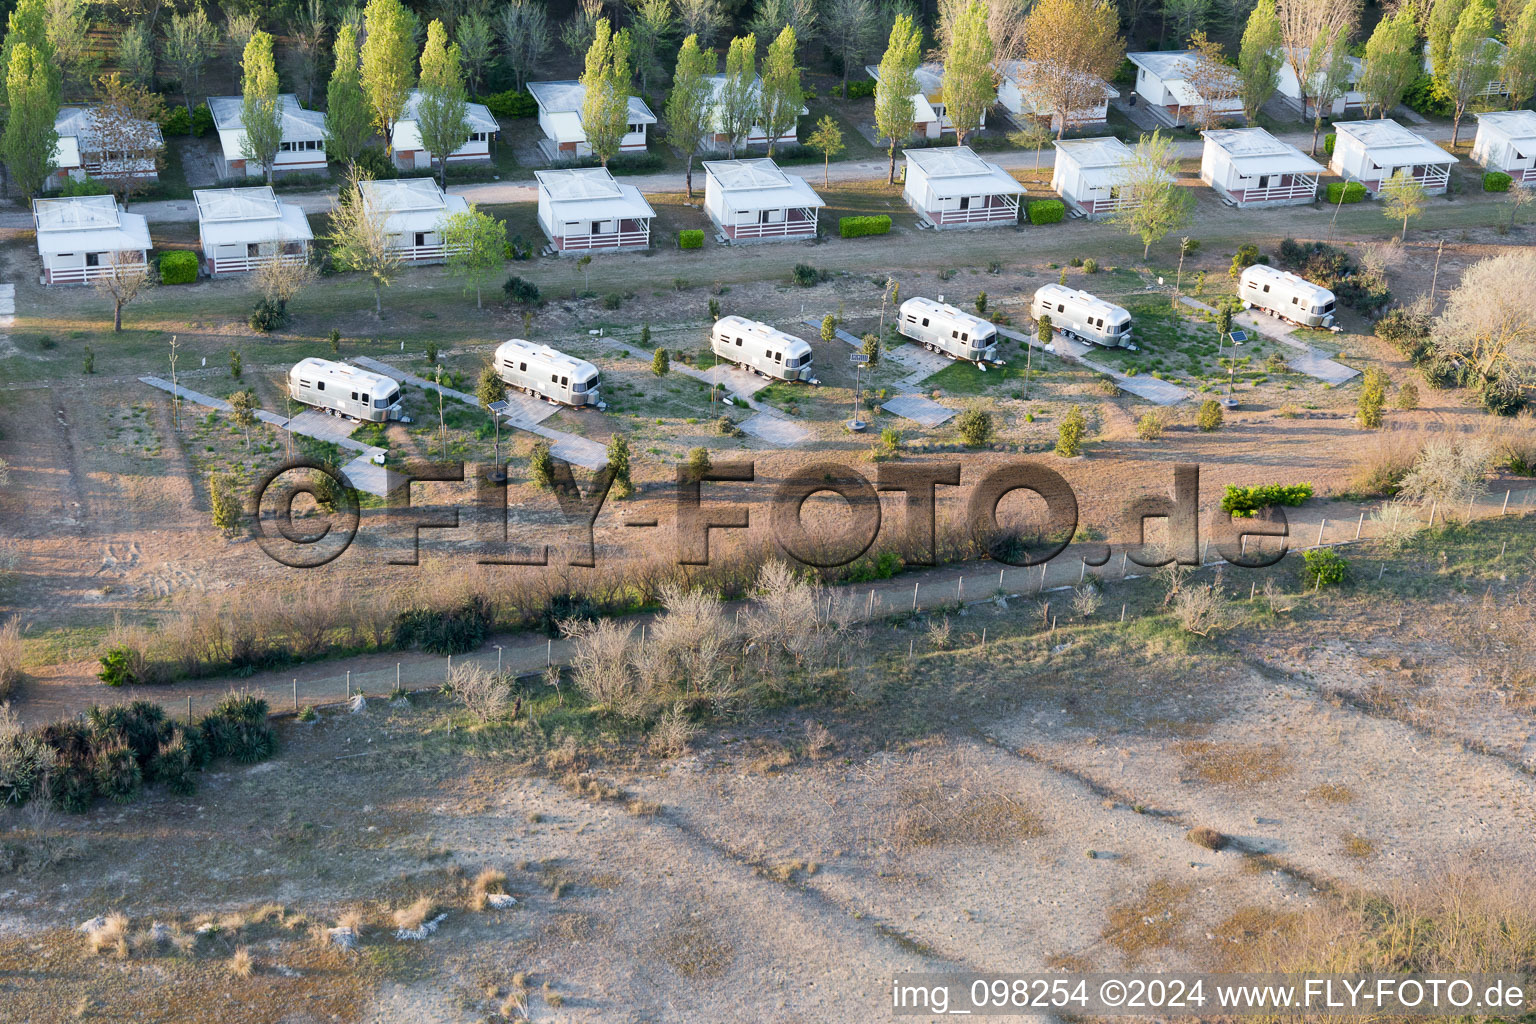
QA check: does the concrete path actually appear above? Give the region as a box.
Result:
[997,326,1192,406]
[350,355,607,468]
[669,361,814,447]
[800,315,953,394]
[1234,311,1360,385]
[880,393,957,426]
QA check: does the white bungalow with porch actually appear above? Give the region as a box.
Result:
[902,146,1023,229]
[49,106,164,190]
[1200,127,1322,207]
[526,80,654,161]
[995,60,1118,131]
[535,167,655,252]
[866,62,990,140]
[208,94,328,179]
[1051,136,1153,219]
[194,187,313,276]
[700,74,808,151]
[32,195,150,285]
[1276,49,1365,117]
[356,177,469,264]
[389,91,499,172]
[1127,50,1243,128]
[1472,109,1536,185]
[702,158,824,242]
[1329,118,1455,197]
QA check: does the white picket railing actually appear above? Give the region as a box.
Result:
[932,201,1018,226]
[730,214,816,239]
[46,261,148,284]
[561,228,650,250]
[1239,177,1317,204]
[207,252,307,275]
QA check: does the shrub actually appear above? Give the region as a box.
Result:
[1026,199,1065,225]
[1403,73,1451,117]
[159,106,192,135]
[685,446,712,482]
[1196,399,1224,432]
[1082,257,1098,274]
[1357,367,1387,428]
[1056,404,1086,457]
[190,102,214,137]
[91,740,142,803]
[1325,180,1366,204]
[838,215,891,237]
[1302,548,1348,588]
[158,250,198,285]
[678,229,704,250]
[839,79,876,99]
[248,298,285,332]
[1484,171,1513,193]
[601,292,624,310]
[1323,133,1336,157]
[791,263,829,286]
[97,645,146,687]
[956,407,994,447]
[502,275,540,304]
[0,619,21,698]
[528,440,555,489]
[479,89,537,119]
[60,177,110,196]
[1230,243,1261,278]
[393,597,491,656]
[1395,380,1419,410]
[652,347,669,375]
[1221,482,1313,517]
[1136,412,1164,440]
[1187,826,1229,851]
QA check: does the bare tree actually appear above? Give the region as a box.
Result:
[1436,249,1536,378]
[676,0,725,44]
[825,0,880,96]
[1276,0,1361,151]
[249,244,317,318]
[328,170,403,316]
[87,75,166,207]
[93,250,153,332]
[497,0,553,92]
[1182,30,1242,130]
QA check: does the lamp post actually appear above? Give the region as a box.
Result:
[847,352,868,432]
[489,399,509,482]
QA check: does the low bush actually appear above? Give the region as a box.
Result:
[158,250,198,285]
[838,214,891,238]
[791,263,830,286]
[957,407,994,447]
[1230,243,1262,278]
[248,298,286,332]
[838,79,876,99]
[1323,133,1336,157]
[1026,199,1065,225]
[1196,399,1224,432]
[393,597,492,656]
[1483,171,1513,193]
[190,103,214,137]
[1325,180,1366,204]
[1302,548,1348,587]
[1403,74,1452,117]
[678,229,704,250]
[502,275,541,304]
[159,105,192,136]
[478,89,537,119]
[1220,482,1313,517]
[60,177,110,196]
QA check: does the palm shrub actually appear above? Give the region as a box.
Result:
[91,739,143,803]
[151,730,199,795]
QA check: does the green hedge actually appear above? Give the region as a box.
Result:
[839,214,891,237]
[479,89,536,119]
[1221,482,1314,518]
[838,80,876,99]
[1323,133,1336,157]
[1484,171,1514,192]
[1325,180,1366,204]
[678,229,704,250]
[1026,199,1065,225]
[158,250,198,285]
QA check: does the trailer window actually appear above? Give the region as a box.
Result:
[520,362,527,371]
[960,333,968,342]
[360,394,370,406]
[1057,304,1065,313]
[351,392,359,401]
[1262,284,1270,293]
[736,337,743,346]
[316,382,325,391]
[921,318,930,327]
[561,376,569,387]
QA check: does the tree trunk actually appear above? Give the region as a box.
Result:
[1143,238,1151,259]
[888,145,896,184]
[1311,115,1322,156]
[824,153,829,186]
[476,285,482,309]
[113,300,123,332]
[684,155,695,199]
[1451,109,1462,147]
[375,282,383,315]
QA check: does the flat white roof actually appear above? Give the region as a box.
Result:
[1036,283,1130,320]
[1476,109,1536,143]
[703,158,826,209]
[1333,119,1454,164]
[194,187,314,246]
[293,358,397,392]
[53,105,165,165]
[1054,136,1134,167]
[535,167,656,219]
[209,94,327,140]
[1203,127,1323,174]
[994,59,1120,103]
[526,80,657,123]
[1128,50,1238,104]
[902,146,1024,198]
[357,177,470,232]
[390,92,498,153]
[32,196,151,254]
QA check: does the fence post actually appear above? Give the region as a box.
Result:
[1078,562,1086,584]
[293,678,298,711]
[546,639,552,666]
[1429,501,1437,527]
[912,580,919,611]
[1355,512,1364,540]
[397,664,401,690]
[346,670,351,699]
[1120,603,1126,622]
[1503,491,1511,515]
[867,589,874,616]
[907,637,914,659]
[186,695,191,722]
[981,627,986,649]
[999,568,1004,590]
[1316,519,1326,546]
[958,576,963,600]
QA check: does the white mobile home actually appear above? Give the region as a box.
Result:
[355,178,469,264]
[494,338,602,407]
[208,94,328,179]
[1200,127,1322,207]
[389,90,499,172]
[1127,50,1243,128]
[1329,119,1454,196]
[702,159,824,242]
[527,80,654,161]
[865,62,989,140]
[995,59,1118,132]
[1051,136,1155,219]
[701,74,808,152]
[1239,265,1336,328]
[288,358,405,422]
[194,187,313,277]
[535,167,654,253]
[32,195,151,286]
[1276,49,1365,117]
[1031,284,1133,348]
[902,146,1023,229]
[1424,40,1507,99]
[710,317,815,381]
[897,298,999,364]
[49,106,164,190]
[1471,110,1536,185]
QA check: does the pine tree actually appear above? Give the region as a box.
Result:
[326,23,374,169]
[1357,367,1386,428]
[664,34,715,197]
[417,19,470,186]
[1,41,57,198]
[758,25,803,157]
[240,31,282,184]
[607,433,633,498]
[361,0,417,145]
[873,14,920,184]
[579,18,633,167]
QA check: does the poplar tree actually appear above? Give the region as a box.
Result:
[361,0,417,146]
[1506,0,1536,111]
[1443,0,1499,146]
[717,34,756,159]
[1358,8,1421,118]
[942,0,994,148]
[873,13,920,183]
[1237,0,1283,121]
[758,25,803,156]
[1,41,57,197]
[0,0,57,110]
[579,18,633,167]
[664,33,715,197]
[417,19,470,186]
[326,23,373,169]
[240,31,282,184]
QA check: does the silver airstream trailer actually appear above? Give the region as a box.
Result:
[897,297,1000,364]
[709,316,815,381]
[1239,264,1337,328]
[1030,284,1134,348]
[493,338,602,407]
[287,358,406,422]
